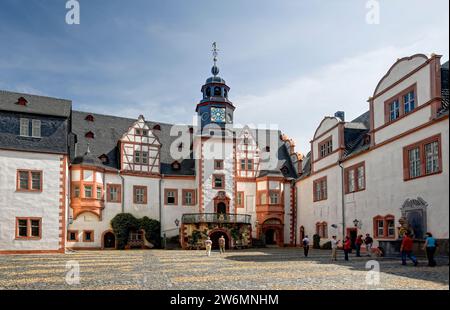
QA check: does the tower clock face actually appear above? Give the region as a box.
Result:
[210,107,225,123]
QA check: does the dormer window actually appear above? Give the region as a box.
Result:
[205,87,211,97]
[171,161,181,171]
[318,137,333,159]
[16,97,28,106]
[281,166,289,175]
[85,131,94,139]
[19,118,41,138]
[153,124,161,131]
[85,115,95,122]
[99,154,109,164]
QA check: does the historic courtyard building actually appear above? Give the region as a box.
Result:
[296,54,449,252]
[0,52,448,254]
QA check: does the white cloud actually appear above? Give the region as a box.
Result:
[233,29,449,154]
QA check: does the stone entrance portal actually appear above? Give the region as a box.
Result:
[401,197,428,239]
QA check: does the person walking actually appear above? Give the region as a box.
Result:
[344,236,351,261]
[205,237,212,257]
[331,236,340,261]
[355,235,363,257]
[423,232,437,267]
[302,235,310,257]
[400,232,418,266]
[219,235,226,254]
[364,233,373,257]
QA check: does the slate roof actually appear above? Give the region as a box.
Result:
[0,90,71,118]
[72,111,297,178]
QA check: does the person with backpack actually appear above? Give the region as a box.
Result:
[364,233,373,257]
[423,232,437,267]
[302,235,310,257]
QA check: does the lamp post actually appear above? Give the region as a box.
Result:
[353,219,359,228]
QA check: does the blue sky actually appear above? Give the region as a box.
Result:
[0,0,448,153]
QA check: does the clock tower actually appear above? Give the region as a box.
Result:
[196,42,235,135]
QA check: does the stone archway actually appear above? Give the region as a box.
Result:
[261,218,284,246]
[101,230,116,249]
[209,229,231,250]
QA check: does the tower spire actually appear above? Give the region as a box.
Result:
[211,42,220,76]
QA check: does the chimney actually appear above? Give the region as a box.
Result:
[335,111,345,122]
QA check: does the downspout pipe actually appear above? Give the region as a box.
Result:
[338,160,345,241]
[119,171,125,213]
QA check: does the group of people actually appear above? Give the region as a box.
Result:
[203,232,439,267]
[204,235,226,257]
[302,232,439,267]
[399,232,438,267]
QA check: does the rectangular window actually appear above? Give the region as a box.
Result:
[74,186,80,198]
[133,186,147,204]
[83,231,94,242]
[214,160,224,170]
[182,189,196,206]
[269,191,279,205]
[107,184,121,202]
[319,137,333,159]
[348,169,355,193]
[84,185,92,198]
[17,170,42,191]
[31,119,41,138]
[408,147,421,178]
[213,175,224,189]
[134,151,141,164]
[384,84,417,124]
[247,159,253,171]
[20,118,29,136]
[142,151,148,164]
[19,171,29,190]
[142,130,148,136]
[403,91,415,114]
[259,192,267,205]
[387,219,395,238]
[377,220,384,238]
[135,129,142,135]
[313,177,327,202]
[240,159,246,171]
[16,218,41,239]
[425,141,440,174]
[389,100,400,121]
[165,189,178,205]
[404,135,442,181]
[96,187,102,200]
[18,219,28,237]
[68,231,78,241]
[357,165,365,190]
[236,191,244,208]
[345,162,365,194]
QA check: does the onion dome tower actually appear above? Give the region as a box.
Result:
[196,42,235,134]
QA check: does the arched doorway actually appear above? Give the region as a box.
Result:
[217,202,227,214]
[209,230,230,250]
[102,231,116,249]
[265,229,276,245]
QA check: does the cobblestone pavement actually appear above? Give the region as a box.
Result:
[0,248,448,290]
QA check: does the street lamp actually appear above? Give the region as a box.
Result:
[174,218,180,227]
[353,219,360,228]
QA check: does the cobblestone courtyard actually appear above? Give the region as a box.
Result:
[0,248,448,290]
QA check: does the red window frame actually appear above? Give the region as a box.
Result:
[373,215,395,239]
[313,176,327,202]
[106,184,122,203]
[212,174,225,189]
[16,170,43,192]
[133,186,148,204]
[384,84,417,124]
[318,136,333,159]
[344,162,366,194]
[403,134,442,181]
[15,217,42,240]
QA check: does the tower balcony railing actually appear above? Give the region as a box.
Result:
[181,213,251,224]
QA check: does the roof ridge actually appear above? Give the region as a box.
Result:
[0,89,72,103]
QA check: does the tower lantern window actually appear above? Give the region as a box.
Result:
[214,87,221,96]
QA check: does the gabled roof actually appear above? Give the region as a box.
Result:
[0,90,71,118]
